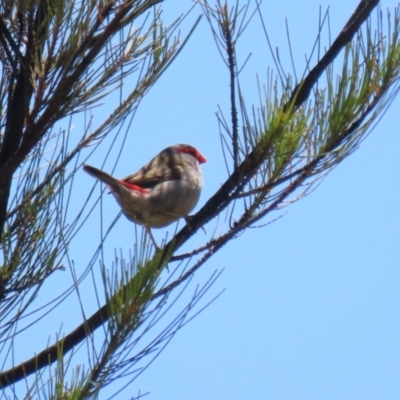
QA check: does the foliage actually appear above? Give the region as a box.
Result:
[0,0,399,398]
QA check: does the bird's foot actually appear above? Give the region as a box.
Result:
[145,226,160,250]
[184,215,206,234]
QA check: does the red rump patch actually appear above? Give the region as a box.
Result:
[119,180,150,194]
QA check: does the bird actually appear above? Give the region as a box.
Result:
[83,144,207,247]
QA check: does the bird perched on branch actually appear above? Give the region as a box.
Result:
[83,144,207,247]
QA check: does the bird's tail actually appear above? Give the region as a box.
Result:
[83,164,121,192]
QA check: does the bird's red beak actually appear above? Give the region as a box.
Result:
[195,151,207,164]
[179,145,207,163]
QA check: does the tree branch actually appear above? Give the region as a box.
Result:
[0,0,380,387]
[284,0,379,112]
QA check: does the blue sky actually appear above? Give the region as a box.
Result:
[116,2,400,399]
[5,1,400,399]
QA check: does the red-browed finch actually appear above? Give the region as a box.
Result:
[83,144,206,245]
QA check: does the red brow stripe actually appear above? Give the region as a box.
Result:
[179,146,207,163]
[119,180,150,194]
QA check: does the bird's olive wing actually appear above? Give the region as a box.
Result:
[122,153,186,189]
